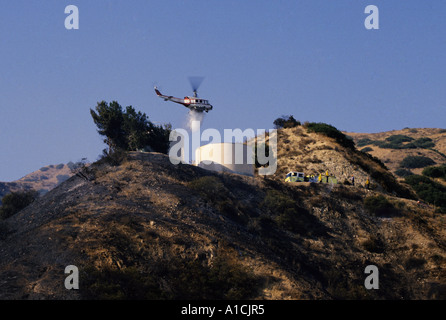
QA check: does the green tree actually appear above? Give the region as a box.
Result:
[0,190,38,220]
[90,101,126,153]
[90,101,171,154]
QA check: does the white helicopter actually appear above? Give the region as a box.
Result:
[154,77,213,113]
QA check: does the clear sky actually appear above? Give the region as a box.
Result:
[1,0,445,181]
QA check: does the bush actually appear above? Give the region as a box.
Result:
[404,257,427,270]
[356,138,373,147]
[369,136,434,150]
[362,236,385,253]
[97,148,128,167]
[385,135,414,144]
[361,147,373,153]
[56,175,70,184]
[400,156,436,169]
[395,168,413,177]
[0,190,38,220]
[408,137,435,149]
[364,195,399,217]
[305,122,355,149]
[189,176,228,200]
[273,115,300,129]
[260,190,324,235]
[404,175,446,211]
[40,166,49,172]
[422,165,446,180]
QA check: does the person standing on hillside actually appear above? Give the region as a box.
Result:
[325,170,329,183]
[365,177,370,189]
[351,176,355,186]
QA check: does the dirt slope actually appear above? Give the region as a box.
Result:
[0,148,444,300]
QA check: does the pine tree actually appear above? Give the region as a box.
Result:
[90,101,171,154]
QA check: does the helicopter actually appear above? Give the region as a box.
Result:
[154,77,213,113]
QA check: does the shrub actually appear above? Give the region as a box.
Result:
[189,176,228,200]
[361,147,373,153]
[0,190,38,220]
[261,190,324,235]
[422,165,446,180]
[67,161,76,170]
[369,136,434,150]
[362,236,385,253]
[408,137,435,149]
[404,257,427,270]
[395,168,414,177]
[216,199,247,225]
[385,135,414,144]
[356,138,373,147]
[305,122,355,149]
[97,148,128,166]
[55,163,65,170]
[400,156,435,169]
[40,166,49,172]
[273,115,300,129]
[404,175,446,210]
[364,195,399,217]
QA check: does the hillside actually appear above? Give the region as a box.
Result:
[0,163,81,205]
[345,128,446,177]
[262,125,414,199]
[0,140,444,300]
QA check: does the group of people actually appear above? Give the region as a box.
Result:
[317,170,331,183]
[349,175,370,189]
[312,170,371,189]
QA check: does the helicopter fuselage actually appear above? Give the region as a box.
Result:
[155,87,213,113]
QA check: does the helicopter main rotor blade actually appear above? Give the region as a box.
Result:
[188,76,204,93]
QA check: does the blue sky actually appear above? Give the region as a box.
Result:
[0,0,445,181]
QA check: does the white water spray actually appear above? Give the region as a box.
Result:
[187,110,205,132]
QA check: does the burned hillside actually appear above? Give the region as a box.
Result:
[0,147,444,299]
